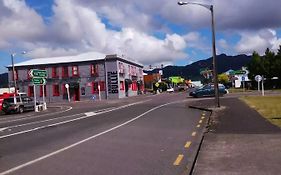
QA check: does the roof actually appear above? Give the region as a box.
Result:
[9,52,106,67]
[9,52,143,68]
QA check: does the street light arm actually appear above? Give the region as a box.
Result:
[178,1,212,11]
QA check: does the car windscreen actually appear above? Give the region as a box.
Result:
[4,98,15,103]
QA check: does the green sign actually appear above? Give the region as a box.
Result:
[29,69,47,78]
[32,77,46,85]
[229,70,247,75]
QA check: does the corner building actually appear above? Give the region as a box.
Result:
[7,52,144,102]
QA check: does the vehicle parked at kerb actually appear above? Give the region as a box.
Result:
[189,83,228,98]
[2,96,35,114]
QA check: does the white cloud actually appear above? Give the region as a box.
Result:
[0,0,188,66]
[235,29,281,54]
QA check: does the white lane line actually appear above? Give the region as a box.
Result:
[0,100,150,139]
[0,106,73,124]
[0,127,8,132]
[84,112,97,116]
[0,100,175,175]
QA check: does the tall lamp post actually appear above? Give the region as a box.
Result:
[10,51,26,104]
[178,1,220,107]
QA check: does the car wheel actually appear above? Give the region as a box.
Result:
[18,106,24,113]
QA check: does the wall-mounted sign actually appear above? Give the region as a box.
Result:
[107,71,118,94]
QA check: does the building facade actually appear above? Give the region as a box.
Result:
[7,53,143,102]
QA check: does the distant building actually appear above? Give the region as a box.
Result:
[6,52,144,102]
[225,67,249,88]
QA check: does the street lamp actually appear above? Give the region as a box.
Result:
[11,51,27,104]
[178,1,220,107]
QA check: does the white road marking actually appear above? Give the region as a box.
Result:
[0,100,150,139]
[0,106,73,124]
[0,127,8,132]
[0,100,177,175]
[84,112,97,116]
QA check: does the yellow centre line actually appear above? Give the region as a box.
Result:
[201,116,205,119]
[192,132,196,136]
[202,113,206,116]
[173,154,184,166]
[199,120,203,124]
[185,141,192,148]
[197,124,201,128]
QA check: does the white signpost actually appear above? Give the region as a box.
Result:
[65,84,70,102]
[255,75,264,96]
[29,69,47,112]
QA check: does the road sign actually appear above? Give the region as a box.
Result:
[32,77,46,85]
[29,69,47,78]
[242,76,245,81]
[155,82,160,87]
[255,75,262,82]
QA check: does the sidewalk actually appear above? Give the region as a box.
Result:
[191,97,281,175]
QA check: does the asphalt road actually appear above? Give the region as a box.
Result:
[0,93,209,175]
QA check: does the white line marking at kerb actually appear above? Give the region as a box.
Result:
[0,100,176,175]
[0,100,150,139]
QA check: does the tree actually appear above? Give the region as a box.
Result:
[218,73,229,84]
[247,51,263,79]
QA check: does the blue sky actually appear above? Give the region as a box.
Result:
[0,0,281,73]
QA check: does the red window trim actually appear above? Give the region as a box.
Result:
[53,84,60,96]
[92,82,98,94]
[13,69,18,81]
[62,66,69,78]
[120,81,124,91]
[28,86,34,97]
[62,84,66,94]
[91,64,99,76]
[52,67,58,78]
[27,69,31,80]
[99,81,105,91]
[72,65,79,77]
[40,85,47,97]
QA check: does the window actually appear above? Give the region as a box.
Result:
[52,67,58,78]
[72,65,79,77]
[120,81,124,91]
[91,64,99,76]
[99,81,105,91]
[28,86,34,97]
[81,87,86,96]
[62,66,69,78]
[40,85,47,97]
[27,69,32,80]
[119,62,125,74]
[92,82,98,94]
[12,70,18,81]
[53,84,60,96]
[62,84,67,95]
[132,81,137,91]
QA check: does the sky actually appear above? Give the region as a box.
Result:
[0,0,281,73]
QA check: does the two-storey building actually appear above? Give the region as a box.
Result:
[7,52,144,102]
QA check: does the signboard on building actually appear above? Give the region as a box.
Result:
[107,71,118,94]
[32,77,46,85]
[29,69,48,78]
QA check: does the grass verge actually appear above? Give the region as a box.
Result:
[240,96,281,128]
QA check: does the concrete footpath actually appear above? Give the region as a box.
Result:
[191,97,281,175]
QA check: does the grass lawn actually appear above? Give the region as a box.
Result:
[241,96,281,128]
[228,88,252,93]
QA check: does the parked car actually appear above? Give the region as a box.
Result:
[189,84,228,98]
[2,96,36,114]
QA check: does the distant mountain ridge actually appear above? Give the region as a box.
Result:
[146,54,252,80]
[0,73,8,88]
